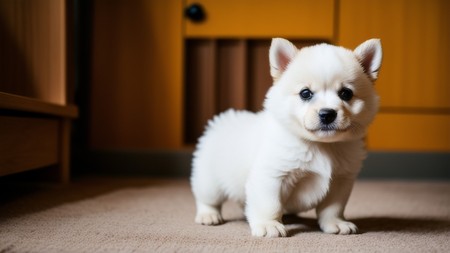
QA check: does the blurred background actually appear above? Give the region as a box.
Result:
[0,0,449,181]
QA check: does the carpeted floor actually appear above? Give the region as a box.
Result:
[0,177,449,253]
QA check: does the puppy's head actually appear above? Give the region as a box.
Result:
[264,38,382,142]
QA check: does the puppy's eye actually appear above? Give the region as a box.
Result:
[338,88,353,101]
[299,89,313,101]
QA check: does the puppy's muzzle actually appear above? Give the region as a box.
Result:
[319,109,337,125]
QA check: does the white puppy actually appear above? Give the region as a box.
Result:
[191,38,382,237]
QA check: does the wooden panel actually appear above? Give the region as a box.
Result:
[0,0,66,104]
[184,39,326,143]
[338,0,450,109]
[217,40,247,112]
[185,39,249,143]
[0,116,59,176]
[90,0,183,149]
[247,40,273,112]
[367,113,450,151]
[184,40,217,143]
[185,0,335,39]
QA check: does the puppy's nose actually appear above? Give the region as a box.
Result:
[319,109,337,125]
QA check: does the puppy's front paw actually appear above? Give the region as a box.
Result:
[251,220,287,238]
[319,218,358,235]
[195,212,224,226]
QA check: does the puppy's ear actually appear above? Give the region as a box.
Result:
[354,39,382,81]
[269,38,298,81]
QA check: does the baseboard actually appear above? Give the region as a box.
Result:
[75,149,193,178]
[75,150,450,179]
[360,152,450,179]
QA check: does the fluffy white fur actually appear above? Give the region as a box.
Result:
[191,38,382,237]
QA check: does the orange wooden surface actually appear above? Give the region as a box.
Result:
[367,113,450,151]
[339,0,450,151]
[0,0,66,105]
[90,0,183,149]
[185,0,335,39]
[338,0,450,109]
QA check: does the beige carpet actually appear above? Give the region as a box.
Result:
[0,177,449,253]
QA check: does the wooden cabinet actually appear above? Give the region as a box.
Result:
[0,0,78,182]
[89,0,449,152]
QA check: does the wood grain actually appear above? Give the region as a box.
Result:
[0,0,66,104]
[367,113,450,151]
[0,116,59,176]
[338,0,450,109]
[217,40,247,112]
[185,0,335,39]
[184,40,217,143]
[90,0,183,149]
[339,0,450,151]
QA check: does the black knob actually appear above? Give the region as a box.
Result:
[185,3,206,22]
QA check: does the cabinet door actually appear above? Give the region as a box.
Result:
[185,0,335,39]
[339,0,450,151]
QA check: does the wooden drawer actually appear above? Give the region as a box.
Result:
[367,113,450,151]
[0,116,59,176]
[185,0,335,39]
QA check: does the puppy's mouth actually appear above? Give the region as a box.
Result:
[306,125,350,133]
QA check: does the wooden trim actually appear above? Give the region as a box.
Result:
[0,92,78,118]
